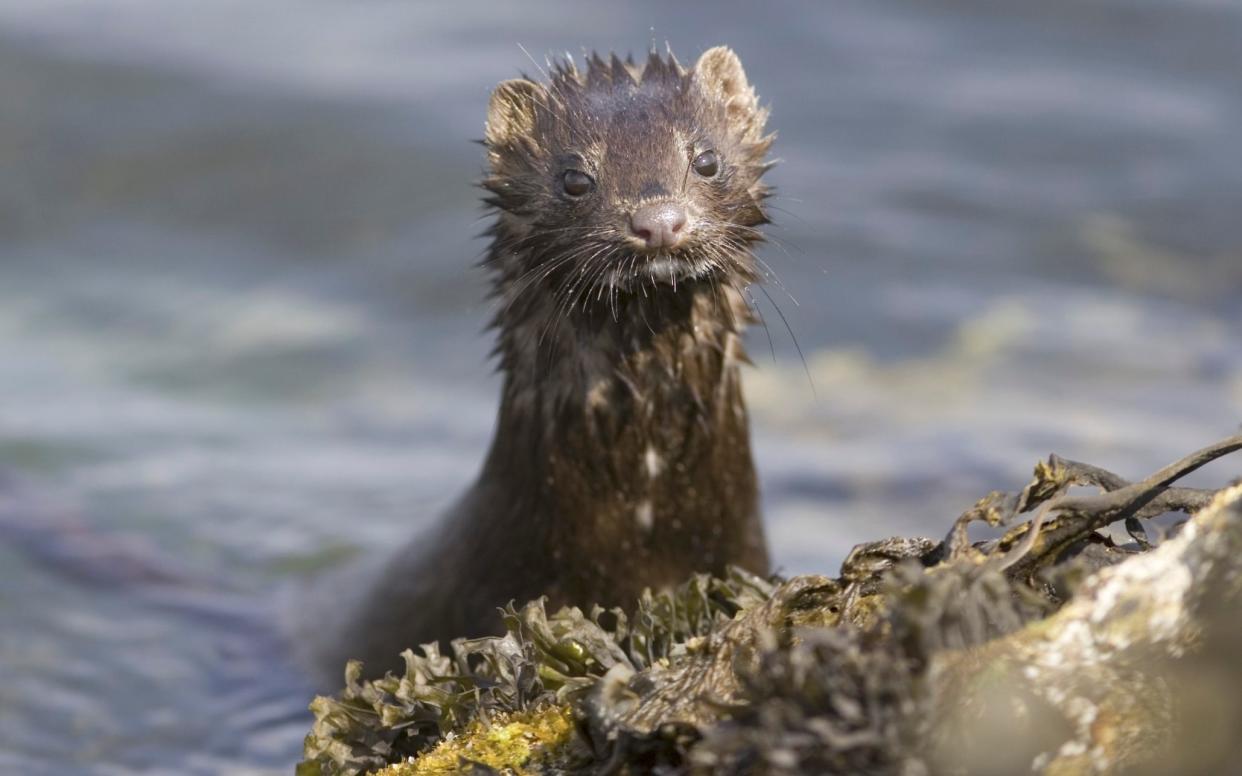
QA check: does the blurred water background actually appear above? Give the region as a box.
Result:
[1,1,1240,773]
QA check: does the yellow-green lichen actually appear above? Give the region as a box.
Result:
[370,706,577,776]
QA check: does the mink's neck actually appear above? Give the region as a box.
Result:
[480,238,756,507]
[466,237,768,596]
[493,268,748,440]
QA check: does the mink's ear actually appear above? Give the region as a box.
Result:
[693,46,758,121]
[485,79,545,148]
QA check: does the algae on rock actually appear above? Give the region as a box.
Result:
[298,435,1242,775]
[368,707,579,776]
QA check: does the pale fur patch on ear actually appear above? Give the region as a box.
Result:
[693,46,758,122]
[485,79,545,148]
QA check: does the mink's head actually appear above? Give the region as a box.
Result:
[483,47,773,305]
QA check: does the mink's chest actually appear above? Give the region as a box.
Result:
[537,354,760,588]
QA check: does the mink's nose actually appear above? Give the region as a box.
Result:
[629,202,688,250]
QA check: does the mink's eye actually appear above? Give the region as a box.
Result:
[691,150,719,178]
[562,170,594,197]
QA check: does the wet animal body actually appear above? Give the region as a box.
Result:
[309,46,776,680]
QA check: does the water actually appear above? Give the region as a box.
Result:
[1,1,1240,772]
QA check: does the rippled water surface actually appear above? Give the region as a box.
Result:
[2,1,1240,772]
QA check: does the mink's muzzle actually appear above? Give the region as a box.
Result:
[628,200,689,250]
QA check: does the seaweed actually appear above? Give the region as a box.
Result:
[298,434,1242,775]
[298,569,773,775]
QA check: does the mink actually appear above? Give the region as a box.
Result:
[302,46,775,681]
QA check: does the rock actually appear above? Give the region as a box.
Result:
[296,437,1242,775]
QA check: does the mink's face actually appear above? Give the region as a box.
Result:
[484,48,772,298]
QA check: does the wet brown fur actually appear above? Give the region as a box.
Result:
[311,47,775,680]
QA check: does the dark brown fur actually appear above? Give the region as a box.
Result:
[306,47,775,681]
